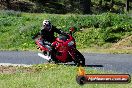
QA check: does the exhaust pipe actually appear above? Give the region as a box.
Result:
[38,53,51,60]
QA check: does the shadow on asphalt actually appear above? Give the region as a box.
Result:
[58,63,103,67]
[85,65,103,67]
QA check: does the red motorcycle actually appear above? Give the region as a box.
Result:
[34,28,85,66]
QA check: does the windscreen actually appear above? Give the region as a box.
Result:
[58,35,69,42]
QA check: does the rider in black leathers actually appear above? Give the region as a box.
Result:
[33,21,67,43]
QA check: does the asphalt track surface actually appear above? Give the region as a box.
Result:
[0,51,132,73]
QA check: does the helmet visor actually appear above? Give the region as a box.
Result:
[43,24,51,30]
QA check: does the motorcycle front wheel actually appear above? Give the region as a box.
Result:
[74,50,85,67]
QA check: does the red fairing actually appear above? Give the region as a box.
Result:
[36,37,49,51]
[55,34,76,62]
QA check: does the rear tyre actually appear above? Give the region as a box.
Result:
[42,51,52,63]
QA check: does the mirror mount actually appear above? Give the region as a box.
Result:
[69,27,75,36]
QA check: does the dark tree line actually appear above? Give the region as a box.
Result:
[0,0,132,14]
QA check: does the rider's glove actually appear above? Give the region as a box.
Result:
[51,42,57,53]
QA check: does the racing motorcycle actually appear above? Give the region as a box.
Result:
[34,28,85,66]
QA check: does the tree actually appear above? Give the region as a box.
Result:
[5,0,11,9]
[80,0,91,14]
[29,0,49,5]
[126,0,129,11]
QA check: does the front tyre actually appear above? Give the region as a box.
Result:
[74,51,85,67]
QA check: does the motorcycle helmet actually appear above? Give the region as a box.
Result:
[42,20,52,31]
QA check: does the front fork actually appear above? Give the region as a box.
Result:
[68,47,77,60]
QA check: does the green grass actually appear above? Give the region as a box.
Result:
[0,10,132,53]
[0,64,131,88]
[79,48,132,54]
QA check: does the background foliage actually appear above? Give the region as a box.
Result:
[0,10,131,50]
